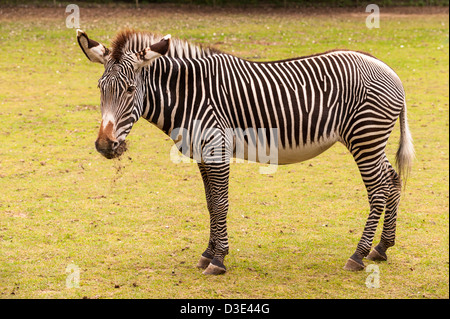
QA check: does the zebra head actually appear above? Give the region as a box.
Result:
[76,29,170,159]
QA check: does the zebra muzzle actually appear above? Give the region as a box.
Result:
[95,139,127,159]
[95,121,127,159]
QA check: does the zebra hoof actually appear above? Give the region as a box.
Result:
[202,258,226,275]
[202,263,226,275]
[367,246,387,261]
[196,256,212,269]
[343,257,365,271]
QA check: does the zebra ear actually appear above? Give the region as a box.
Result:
[77,29,110,65]
[134,34,171,69]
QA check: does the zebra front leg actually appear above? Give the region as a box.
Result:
[196,162,230,275]
[196,163,215,269]
[367,163,402,262]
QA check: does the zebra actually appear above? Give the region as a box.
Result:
[76,29,414,275]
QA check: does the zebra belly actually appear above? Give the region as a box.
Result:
[276,138,338,165]
[234,135,339,165]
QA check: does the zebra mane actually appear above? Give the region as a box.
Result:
[110,29,222,61]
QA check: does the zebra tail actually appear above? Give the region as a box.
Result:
[395,101,415,187]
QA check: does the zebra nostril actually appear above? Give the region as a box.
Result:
[111,141,119,150]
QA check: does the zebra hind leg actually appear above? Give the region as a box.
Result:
[367,162,402,262]
[196,243,215,269]
[344,156,390,271]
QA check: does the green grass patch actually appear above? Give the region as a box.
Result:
[0,6,448,298]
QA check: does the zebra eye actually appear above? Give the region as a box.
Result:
[127,86,135,94]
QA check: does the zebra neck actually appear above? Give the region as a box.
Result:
[142,56,214,137]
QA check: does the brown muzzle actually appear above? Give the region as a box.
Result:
[95,120,122,159]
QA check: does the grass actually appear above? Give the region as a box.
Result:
[0,5,448,299]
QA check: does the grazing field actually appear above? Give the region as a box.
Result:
[0,4,448,299]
